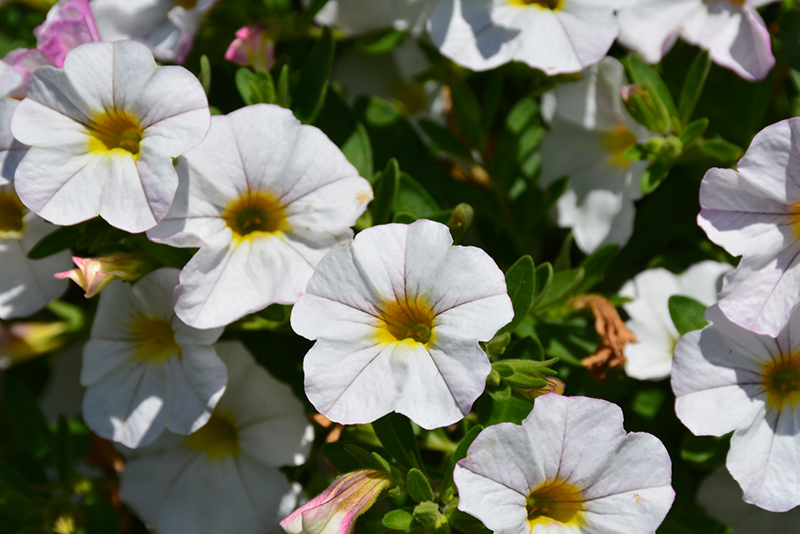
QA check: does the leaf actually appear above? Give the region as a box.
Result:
[450,79,485,150]
[442,425,483,492]
[781,9,800,72]
[27,224,81,259]
[276,64,291,108]
[678,49,711,125]
[199,54,211,95]
[531,263,553,309]
[234,68,275,105]
[533,268,584,310]
[680,434,729,466]
[130,233,194,270]
[668,295,708,336]
[699,138,743,163]
[343,444,393,473]
[373,159,400,225]
[393,172,439,218]
[383,509,419,530]
[407,468,434,503]
[679,118,709,147]
[294,27,335,124]
[355,28,407,55]
[314,89,373,180]
[372,413,423,472]
[623,54,679,130]
[575,244,618,295]
[84,492,121,534]
[498,256,535,335]
[323,442,373,473]
[418,119,473,161]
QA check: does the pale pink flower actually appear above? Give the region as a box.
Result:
[224,23,275,71]
[54,252,151,298]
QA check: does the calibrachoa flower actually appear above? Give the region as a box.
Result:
[673,305,800,511]
[81,268,225,448]
[617,0,778,81]
[54,252,152,298]
[539,57,650,253]
[291,219,514,429]
[224,23,276,71]
[0,184,71,320]
[0,0,99,98]
[91,0,219,63]
[280,469,394,534]
[147,104,372,329]
[11,40,210,233]
[119,341,313,534]
[312,0,435,36]
[698,467,800,533]
[698,118,800,337]
[454,394,675,534]
[428,0,620,74]
[0,98,27,183]
[621,261,731,380]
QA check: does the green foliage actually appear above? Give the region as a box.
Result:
[668,296,709,336]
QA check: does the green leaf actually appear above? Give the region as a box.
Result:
[199,54,211,95]
[504,336,545,361]
[294,27,335,124]
[678,50,711,125]
[27,224,81,260]
[442,426,483,492]
[699,138,743,163]
[533,268,584,310]
[130,233,193,270]
[234,68,275,105]
[407,468,434,503]
[445,503,490,534]
[323,442,374,473]
[631,388,666,421]
[2,378,51,461]
[355,28,407,55]
[450,79,484,150]
[781,9,800,72]
[531,263,553,309]
[383,509,419,530]
[276,64,291,108]
[680,434,729,466]
[373,159,400,225]
[314,89,373,180]
[554,233,573,272]
[668,295,708,336]
[679,118,709,147]
[418,119,472,161]
[394,172,439,218]
[623,54,679,130]
[498,256,535,335]
[84,492,121,534]
[575,244,618,295]
[372,413,423,472]
[53,415,73,489]
[343,444,393,473]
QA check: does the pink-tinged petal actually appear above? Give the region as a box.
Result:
[35,0,100,68]
[224,24,276,71]
[281,470,394,534]
[617,0,701,63]
[0,99,28,184]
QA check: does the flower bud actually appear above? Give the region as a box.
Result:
[0,320,68,369]
[621,83,670,134]
[54,252,151,298]
[224,23,276,72]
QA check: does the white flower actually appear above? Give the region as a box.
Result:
[539,56,650,253]
[313,0,436,36]
[119,341,313,534]
[454,393,675,534]
[698,467,800,534]
[428,0,620,74]
[672,305,800,512]
[617,0,778,81]
[621,261,731,380]
[11,40,210,233]
[147,104,372,329]
[291,219,513,429]
[698,118,800,337]
[0,98,27,184]
[91,0,218,63]
[81,268,225,448]
[0,184,71,320]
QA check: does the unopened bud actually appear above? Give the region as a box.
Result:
[54,252,151,298]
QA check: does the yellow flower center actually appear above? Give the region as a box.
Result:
[508,0,563,9]
[0,192,25,237]
[130,318,180,362]
[183,412,240,460]
[87,109,144,157]
[762,353,800,410]
[526,480,586,529]
[787,201,800,240]
[375,297,436,346]
[602,125,638,168]
[222,190,290,244]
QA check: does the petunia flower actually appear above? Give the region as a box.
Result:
[0,98,28,183]
[428,0,620,74]
[311,0,436,36]
[697,467,800,533]
[620,261,731,380]
[119,341,313,534]
[454,393,675,534]
[11,40,210,233]
[54,252,152,298]
[0,0,100,98]
[698,118,800,337]
[280,469,394,534]
[147,104,372,329]
[617,0,779,82]
[672,305,800,512]
[81,268,226,448]
[539,56,651,253]
[91,0,219,63]
[224,23,276,72]
[0,183,71,320]
[291,219,514,429]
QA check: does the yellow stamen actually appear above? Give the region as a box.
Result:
[0,192,25,237]
[508,0,563,10]
[87,109,144,157]
[222,190,290,244]
[184,412,240,460]
[762,353,800,410]
[130,318,180,362]
[602,125,638,168]
[375,297,436,347]
[526,479,586,529]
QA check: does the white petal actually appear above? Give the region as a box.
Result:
[617,0,702,63]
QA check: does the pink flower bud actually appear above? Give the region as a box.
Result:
[224,23,276,71]
[54,252,151,298]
